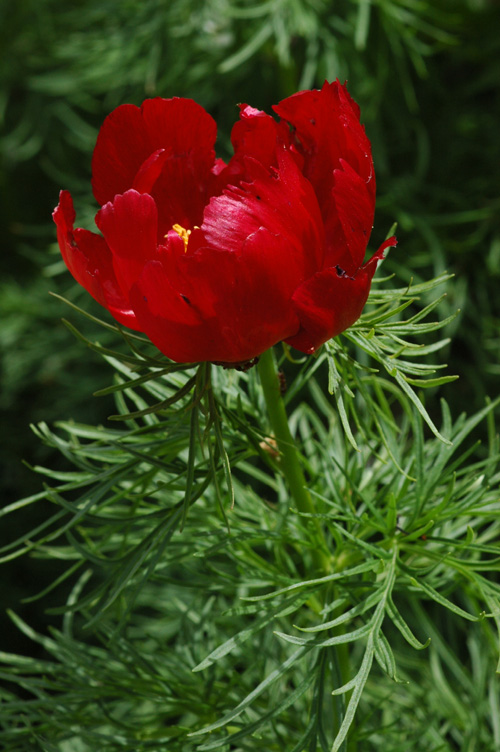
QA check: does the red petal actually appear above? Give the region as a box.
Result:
[231,104,290,167]
[210,105,290,195]
[286,238,395,354]
[128,259,222,364]
[91,104,150,206]
[91,98,218,232]
[274,81,374,185]
[53,191,138,328]
[95,190,158,298]
[203,147,324,280]
[131,148,171,194]
[128,227,302,364]
[332,159,376,271]
[274,81,376,271]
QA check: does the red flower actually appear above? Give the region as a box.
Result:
[53,81,395,364]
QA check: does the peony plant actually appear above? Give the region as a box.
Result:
[4,79,497,752]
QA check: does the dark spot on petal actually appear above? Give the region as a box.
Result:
[181,294,192,305]
[310,118,316,125]
[335,265,355,280]
[143,295,148,302]
[256,195,261,200]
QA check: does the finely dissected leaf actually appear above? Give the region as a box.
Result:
[195,671,316,751]
[373,629,400,681]
[241,561,380,602]
[326,347,359,451]
[361,297,415,326]
[386,595,431,650]
[408,577,481,621]
[192,594,305,672]
[182,392,199,530]
[85,509,184,631]
[329,551,397,751]
[189,646,311,737]
[324,274,462,449]
[394,370,451,444]
[93,366,175,396]
[107,374,197,420]
[344,329,452,444]
[62,318,163,368]
[331,635,375,752]
[295,587,385,633]
[275,622,373,648]
[328,523,394,560]
[208,387,235,511]
[49,292,143,338]
[3,352,500,750]
[403,374,458,388]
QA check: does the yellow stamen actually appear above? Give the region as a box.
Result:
[172,223,191,252]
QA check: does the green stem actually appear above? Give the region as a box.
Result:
[257,348,330,575]
[258,348,353,743]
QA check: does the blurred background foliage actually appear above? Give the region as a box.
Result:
[1,0,499,652]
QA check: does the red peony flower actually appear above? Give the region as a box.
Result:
[53,81,396,364]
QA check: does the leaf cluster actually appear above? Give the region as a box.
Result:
[1,276,499,751]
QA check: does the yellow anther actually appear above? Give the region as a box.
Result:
[172,223,191,252]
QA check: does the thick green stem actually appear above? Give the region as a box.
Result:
[257,348,330,574]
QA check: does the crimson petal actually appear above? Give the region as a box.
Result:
[132,148,171,194]
[274,81,376,271]
[53,191,138,329]
[231,104,290,167]
[203,147,324,279]
[332,159,376,272]
[129,230,302,363]
[286,237,397,354]
[92,98,218,233]
[96,190,159,299]
[274,81,374,188]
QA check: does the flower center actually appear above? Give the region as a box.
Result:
[172,223,191,252]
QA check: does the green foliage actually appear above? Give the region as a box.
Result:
[2,0,500,749]
[1,277,499,751]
